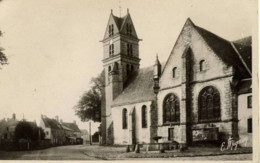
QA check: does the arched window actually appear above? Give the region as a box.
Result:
[172,67,177,78]
[142,105,147,128]
[163,94,180,123]
[198,86,220,121]
[108,66,111,72]
[199,60,205,71]
[122,108,128,129]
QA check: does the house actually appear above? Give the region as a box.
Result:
[0,114,37,142]
[40,115,82,145]
[61,120,81,144]
[40,115,65,145]
[100,9,252,147]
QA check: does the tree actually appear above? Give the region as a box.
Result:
[74,71,105,122]
[14,121,45,141]
[0,30,8,68]
[14,121,34,141]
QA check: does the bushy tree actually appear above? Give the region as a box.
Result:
[14,121,45,141]
[74,71,105,122]
[0,30,8,68]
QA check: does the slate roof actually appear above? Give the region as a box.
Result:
[112,63,165,107]
[232,36,252,72]
[194,25,251,78]
[62,122,81,132]
[112,14,127,30]
[41,116,63,130]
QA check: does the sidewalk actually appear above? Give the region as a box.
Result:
[83,145,252,160]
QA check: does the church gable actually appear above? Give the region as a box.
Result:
[160,18,251,89]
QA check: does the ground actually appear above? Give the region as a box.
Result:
[0,144,252,160]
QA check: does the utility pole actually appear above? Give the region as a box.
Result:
[89,121,92,145]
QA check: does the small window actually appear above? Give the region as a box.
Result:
[142,105,147,128]
[200,60,205,71]
[109,24,114,37]
[108,66,111,72]
[122,108,128,129]
[247,95,252,108]
[172,67,177,78]
[46,131,49,135]
[127,44,133,56]
[126,64,130,76]
[168,128,174,141]
[6,127,9,131]
[248,118,252,133]
[131,65,134,72]
[114,62,119,71]
[126,23,132,35]
[109,44,114,56]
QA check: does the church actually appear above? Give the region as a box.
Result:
[100,9,252,148]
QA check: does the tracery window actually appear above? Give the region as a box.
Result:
[122,108,128,129]
[198,86,220,121]
[142,105,147,128]
[163,94,180,123]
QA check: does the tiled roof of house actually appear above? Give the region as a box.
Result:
[62,122,81,132]
[41,116,63,130]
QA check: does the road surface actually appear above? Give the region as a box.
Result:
[0,144,252,160]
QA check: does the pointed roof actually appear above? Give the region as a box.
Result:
[103,10,139,41]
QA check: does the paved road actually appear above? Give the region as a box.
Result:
[0,145,252,160]
[0,145,98,160]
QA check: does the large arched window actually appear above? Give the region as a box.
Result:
[142,105,147,128]
[198,86,220,121]
[122,108,128,129]
[163,94,180,123]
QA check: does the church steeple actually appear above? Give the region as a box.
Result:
[101,9,141,144]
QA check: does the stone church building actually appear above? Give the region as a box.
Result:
[100,10,252,148]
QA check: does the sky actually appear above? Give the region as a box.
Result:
[0,0,256,133]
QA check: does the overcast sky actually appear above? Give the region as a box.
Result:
[0,0,256,132]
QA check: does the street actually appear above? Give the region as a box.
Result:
[0,144,252,160]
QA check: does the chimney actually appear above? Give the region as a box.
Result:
[12,113,16,120]
[60,119,63,124]
[73,120,76,124]
[55,116,59,122]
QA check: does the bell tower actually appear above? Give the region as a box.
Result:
[101,9,141,144]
